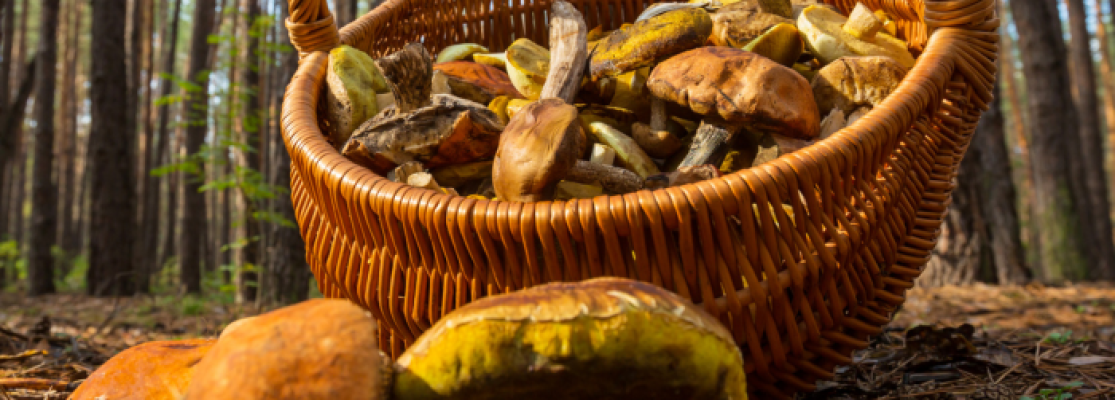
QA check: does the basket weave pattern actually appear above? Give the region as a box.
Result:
[280,0,998,397]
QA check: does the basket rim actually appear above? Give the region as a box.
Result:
[281,0,996,211]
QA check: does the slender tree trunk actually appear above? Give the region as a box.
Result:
[0,0,15,241]
[10,0,27,249]
[28,0,60,296]
[1010,0,1089,282]
[218,1,239,285]
[975,80,1031,285]
[1065,0,1115,281]
[234,0,262,303]
[260,0,310,305]
[87,0,136,296]
[56,0,80,262]
[180,0,216,294]
[150,0,182,276]
[1097,0,1115,231]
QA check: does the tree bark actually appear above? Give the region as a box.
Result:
[999,5,1034,267]
[180,0,216,294]
[0,0,13,242]
[1010,0,1089,282]
[28,0,60,296]
[149,0,182,277]
[234,0,262,303]
[1065,0,1115,281]
[1098,0,1115,245]
[56,0,81,261]
[87,0,136,296]
[259,0,310,306]
[974,80,1031,285]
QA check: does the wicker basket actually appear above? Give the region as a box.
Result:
[280,0,998,397]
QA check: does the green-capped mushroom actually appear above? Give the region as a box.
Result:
[435,43,489,63]
[742,22,804,66]
[505,39,551,100]
[324,45,388,149]
[393,278,749,400]
[589,8,713,81]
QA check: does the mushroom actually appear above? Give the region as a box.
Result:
[741,22,803,66]
[646,46,819,169]
[430,160,493,187]
[184,299,390,400]
[709,0,793,48]
[586,121,660,178]
[846,106,870,125]
[433,61,524,104]
[493,1,645,202]
[324,45,388,149]
[70,339,215,400]
[818,107,846,139]
[644,164,722,189]
[636,1,717,22]
[392,278,748,399]
[812,55,906,113]
[505,38,551,100]
[589,8,713,81]
[488,95,513,124]
[435,43,489,63]
[797,3,915,68]
[472,52,509,69]
[342,43,505,175]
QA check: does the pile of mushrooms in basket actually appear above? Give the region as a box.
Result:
[327,0,914,203]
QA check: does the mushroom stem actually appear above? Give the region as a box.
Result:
[430,161,493,187]
[632,122,684,159]
[566,160,644,193]
[677,121,737,169]
[644,165,721,190]
[376,43,433,113]
[650,97,667,132]
[393,161,425,183]
[539,1,588,103]
[843,2,882,40]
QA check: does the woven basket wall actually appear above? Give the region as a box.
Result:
[280,0,999,398]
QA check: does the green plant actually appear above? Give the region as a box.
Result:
[1020,381,1083,400]
[1044,330,1074,345]
[179,296,207,317]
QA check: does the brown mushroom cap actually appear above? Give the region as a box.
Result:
[71,339,215,400]
[647,46,820,139]
[811,55,907,114]
[393,277,747,399]
[710,3,793,48]
[491,99,583,202]
[184,299,390,400]
[434,61,524,104]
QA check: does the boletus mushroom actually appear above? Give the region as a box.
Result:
[392,277,748,400]
[647,46,819,169]
[433,61,524,104]
[505,39,552,100]
[589,8,713,81]
[811,55,907,114]
[435,43,489,63]
[324,45,389,149]
[709,0,793,48]
[493,1,645,202]
[342,43,505,175]
[184,299,391,400]
[71,339,215,400]
[797,2,915,68]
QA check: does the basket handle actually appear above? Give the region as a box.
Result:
[286,0,340,59]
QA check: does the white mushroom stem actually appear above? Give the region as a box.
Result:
[408,172,459,196]
[539,1,588,103]
[590,143,616,165]
[843,2,883,40]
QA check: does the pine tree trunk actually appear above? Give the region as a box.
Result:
[1065,0,1115,281]
[180,0,216,294]
[88,0,136,296]
[259,0,310,305]
[56,0,80,263]
[1010,0,1089,282]
[149,0,182,278]
[10,0,27,249]
[0,0,16,241]
[1097,0,1115,244]
[234,0,262,304]
[974,80,1031,285]
[28,0,60,296]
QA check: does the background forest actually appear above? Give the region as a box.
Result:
[0,0,1110,304]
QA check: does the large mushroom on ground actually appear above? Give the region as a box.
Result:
[342,43,505,175]
[392,277,748,400]
[797,2,915,68]
[70,339,216,400]
[184,299,390,400]
[647,46,819,169]
[493,1,645,202]
[588,7,713,81]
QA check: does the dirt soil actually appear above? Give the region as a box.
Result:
[1,283,1114,399]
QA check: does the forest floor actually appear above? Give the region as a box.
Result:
[1,284,1114,399]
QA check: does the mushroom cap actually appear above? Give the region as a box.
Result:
[71,339,215,400]
[647,46,820,139]
[492,98,583,202]
[393,277,747,399]
[709,2,793,48]
[325,45,386,148]
[589,8,713,81]
[811,55,907,113]
[434,61,524,104]
[797,5,915,68]
[184,299,390,400]
[435,43,489,63]
[505,38,552,100]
